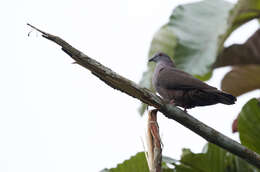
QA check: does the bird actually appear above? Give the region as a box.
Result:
[149,52,236,112]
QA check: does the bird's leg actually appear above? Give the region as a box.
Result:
[183,105,189,113]
[169,99,188,113]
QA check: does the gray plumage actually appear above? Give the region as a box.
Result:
[149,52,236,110]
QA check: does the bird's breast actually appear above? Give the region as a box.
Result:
[152,65,163,91]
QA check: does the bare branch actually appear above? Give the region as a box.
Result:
[27,23,260,169]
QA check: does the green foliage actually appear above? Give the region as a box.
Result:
[101,152,149,172]
[174,144,226,172]
[162,143,260,172]
[238,98,260,154]
[225,152,259,172]
[167,0,232,79]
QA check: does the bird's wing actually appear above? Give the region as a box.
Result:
[157,67,216,90]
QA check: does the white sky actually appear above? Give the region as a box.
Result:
[1,0,260,171]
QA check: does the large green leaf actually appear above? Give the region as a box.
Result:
[160,0,260,77]
[238,98,260,154]
[221,65,260,97]
[101,152,149,172]
[167,0,233,78]
[170,143,260,172]
[174,144,226,172]
[225,152,260,172]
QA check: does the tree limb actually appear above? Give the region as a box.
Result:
[27,23,260,169]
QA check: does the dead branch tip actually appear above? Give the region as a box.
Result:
[27,23,48,36]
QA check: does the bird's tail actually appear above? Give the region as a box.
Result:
[216,91,237,105]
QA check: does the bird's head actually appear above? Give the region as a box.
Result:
[149,52,175,66]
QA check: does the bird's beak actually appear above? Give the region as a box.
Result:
[148,58,154,62]
[149,55,157,62]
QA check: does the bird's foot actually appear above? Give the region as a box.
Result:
[184,108,187,113]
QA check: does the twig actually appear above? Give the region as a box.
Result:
[27,23,260,169]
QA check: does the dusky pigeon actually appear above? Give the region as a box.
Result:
[149,52,236,111]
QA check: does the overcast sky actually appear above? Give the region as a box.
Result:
[1,0,260,171]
